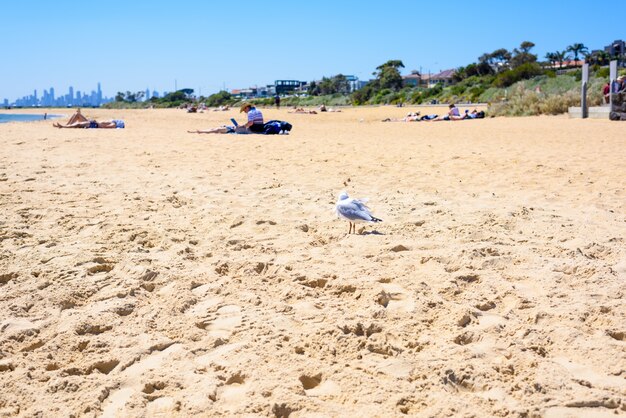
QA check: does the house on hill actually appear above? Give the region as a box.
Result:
[423,69,456,88]
[403,70,422,87]
[403,69,456,88]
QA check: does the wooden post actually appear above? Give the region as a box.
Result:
[581,63,589,118]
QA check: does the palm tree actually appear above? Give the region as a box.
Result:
[597,50,610,66]
[553,50,570,68]
[567,43,589,65]
[588,50,610,66]
[545,52,557,68]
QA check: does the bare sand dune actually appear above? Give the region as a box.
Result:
[0,107,624,417]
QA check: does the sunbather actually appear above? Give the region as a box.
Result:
[462,109,486,119]
[65,108,89,125]
[53,119,125,129]
[188,125,245,134]
[384,112,416,122]
[289,107,317,114]
[382,112,435,122]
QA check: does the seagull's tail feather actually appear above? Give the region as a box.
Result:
[370,216,383,223]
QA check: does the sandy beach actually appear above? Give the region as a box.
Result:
[0,107,624,417]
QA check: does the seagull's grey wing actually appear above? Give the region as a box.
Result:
[351,199,371,211]
[337,201,375,221]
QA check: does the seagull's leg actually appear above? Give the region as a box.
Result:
[347,222,352,234]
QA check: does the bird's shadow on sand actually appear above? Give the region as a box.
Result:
[361,230,385,235]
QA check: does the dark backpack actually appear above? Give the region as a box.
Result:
[263,120,292,135]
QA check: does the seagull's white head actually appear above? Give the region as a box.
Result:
[338,191,350,201]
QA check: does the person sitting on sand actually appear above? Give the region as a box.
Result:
[443,104,462,121]
[240,102,265,133]
[189,105,260,134]
[426,104,464,122]
[53,119,125,129]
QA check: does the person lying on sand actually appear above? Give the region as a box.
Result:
[289,107,317,114]
[382,112,422,122]
[53,119,125,129]
[462,109,486,119]
[188,125,246,134]
[65,108,89,125]
[382,113,439,122]
[319,104,342,112]
[427,107,485,122]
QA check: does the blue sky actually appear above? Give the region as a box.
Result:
[0,1,621,100]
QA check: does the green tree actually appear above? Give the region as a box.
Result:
[374,60,405,91]
[553,50,570,68]
[180,88,195,99]
[351,82,377,105]
[162,90,188,102]
[493,62,543,87]
[519,41,535,54]
[479,48,511,72]
[566,43,589,63]
[205,91,231,107]
[308,74,350,96]
[331,74,350,95]
[510,41,537,68]
[589,50,610,66]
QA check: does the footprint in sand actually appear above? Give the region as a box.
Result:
[145,397,179,416]
[376,283,415,312]
[213,372,250,407]
[208,305,242,338]
[299,373,341,397]
[101,344,183,418]
[190,299,242,339]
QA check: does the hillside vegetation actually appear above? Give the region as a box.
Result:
[104,41,624,116]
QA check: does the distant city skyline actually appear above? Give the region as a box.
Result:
[1,1,622,103]
[4,83,109,108]
[2,83,168,107]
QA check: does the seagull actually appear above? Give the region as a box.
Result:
[335,191,382,234]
